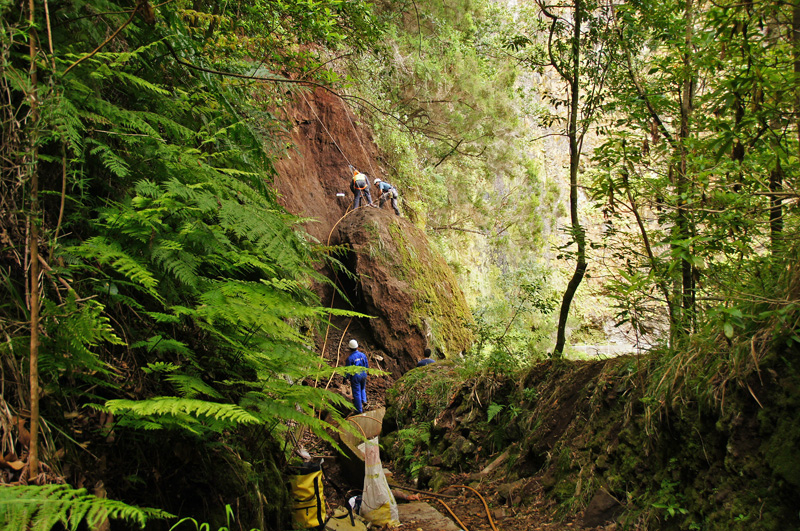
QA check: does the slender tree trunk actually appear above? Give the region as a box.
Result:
[622,166,675,327]
[792,0,799,235]
[554,0,586,357]
[27,0,41,482]
[769,159,783,249]
[676,0,695,334]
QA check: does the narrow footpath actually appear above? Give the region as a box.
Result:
[297,318,616,531]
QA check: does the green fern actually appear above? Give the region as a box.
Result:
[3,0,384,527]
[0,484,170,530]
[38,294,124,396]
[487,402,504,423]
[131,335,193,358]
[106,397,259,421]
[166,374,224,399]
[87,139,131,178]
[71,237,162,300]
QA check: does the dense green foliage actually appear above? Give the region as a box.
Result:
[589,0,799,342]
[0,484,170,530]
[2,0,799,528]
[357,0,800,361]
[1,0,379,528]
[336,0,567,359]
[380,0,800,527]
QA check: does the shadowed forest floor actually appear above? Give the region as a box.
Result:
[301,425,617,531]
[303,327,620,531]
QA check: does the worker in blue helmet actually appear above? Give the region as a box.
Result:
[374,178,400,216]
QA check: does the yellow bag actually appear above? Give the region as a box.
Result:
[289,462,326,529]
[325,507,368,531]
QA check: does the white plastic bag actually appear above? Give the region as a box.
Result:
[358,437,399,527]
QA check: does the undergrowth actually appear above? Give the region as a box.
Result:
[383,250,800,528]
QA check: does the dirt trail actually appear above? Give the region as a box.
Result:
[315,314,396,413]
[300,432,614,531]
[302,334,614,531]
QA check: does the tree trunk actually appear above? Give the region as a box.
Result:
[554,0,586,357]
[676,0,696,334]
[27,0,41,482]
[794,0,800,162]
[769,160,783,250]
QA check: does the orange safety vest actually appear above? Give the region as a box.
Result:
[353,171,368,190]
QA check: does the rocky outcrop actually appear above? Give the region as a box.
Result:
[272,88,473,374]
[336,209,473,374]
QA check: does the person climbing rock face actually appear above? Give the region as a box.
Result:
[349,166,374,210]
[345,339,369,413]
[374,178,401,216]
[416,348,435,367]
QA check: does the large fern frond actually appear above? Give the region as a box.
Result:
[0,484,170,531]
[166,374,224,399]
[70,237,162,301]
[105,397,261,426]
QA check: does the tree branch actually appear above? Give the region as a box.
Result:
[429,225,487,236]
[62,1,142,76]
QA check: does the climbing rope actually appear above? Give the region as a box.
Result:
[296,86,382,423]
[340,95,379,178]
[297,88,352,167]
[345,416,368,439]
[423,496,471,531]
[318,316,352,392]
[391,484,457,499]
[297,86,378,180]
[317,202,376,377]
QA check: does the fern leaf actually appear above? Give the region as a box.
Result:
[115,71,170,97]
[105,397,261,426]
[131,335,192,357]
[72,237,162,301]
[487,402,504,423]
[141,362,181,374]
[166,374,224,399]
[87,139,130,178]
[0,484,170,531]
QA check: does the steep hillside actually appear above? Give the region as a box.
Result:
[383,357,799,530]
[272,88,473,374]
[383,353,800,530]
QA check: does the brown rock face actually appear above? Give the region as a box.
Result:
[272,88,383,244]
[336,209,473,374]
[272,88,473,375]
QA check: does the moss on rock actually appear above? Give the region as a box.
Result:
[337,209,474,373]
[383,353,800,529]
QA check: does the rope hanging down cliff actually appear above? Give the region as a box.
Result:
[297,88,379,179]
[298,89,353,167]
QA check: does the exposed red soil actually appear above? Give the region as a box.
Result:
[272,87,385,245]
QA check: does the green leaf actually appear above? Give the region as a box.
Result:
[723,322,734,339]
[0,484,170,531]
[487,402,504,422]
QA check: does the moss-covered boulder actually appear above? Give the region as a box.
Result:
[336,209,474,375]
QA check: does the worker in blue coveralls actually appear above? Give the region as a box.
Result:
[416,348,435,367]
[345,339,369,413]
